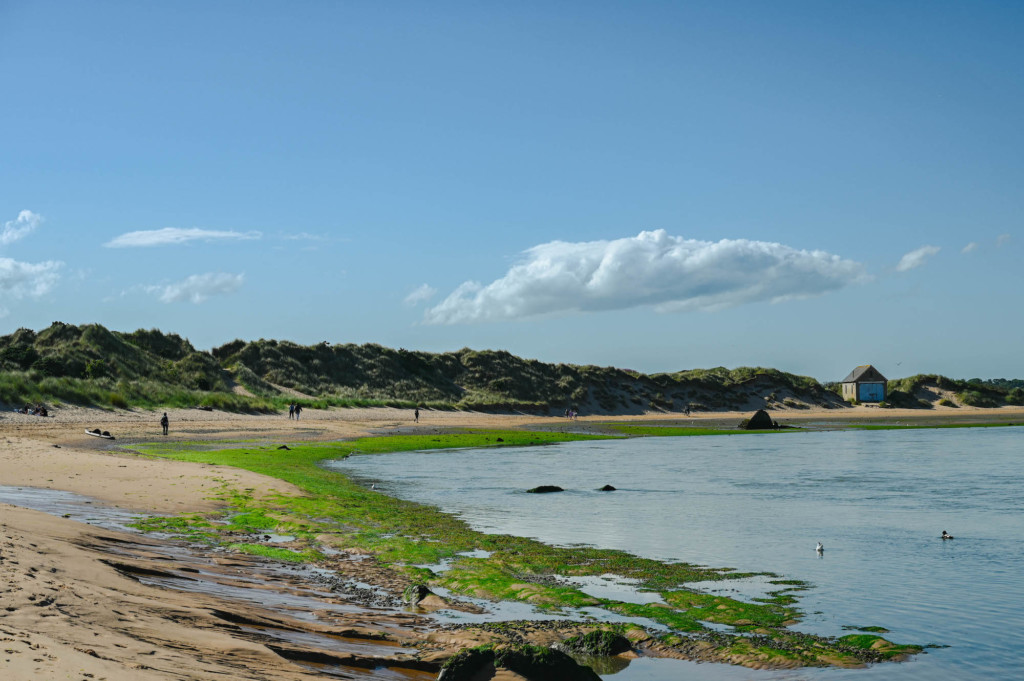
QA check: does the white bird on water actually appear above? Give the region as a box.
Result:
[816,542,824,553]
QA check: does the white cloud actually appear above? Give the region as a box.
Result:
[896,245,941,272]
[105,227,261,248]
[148,272,244,303]
[1,210,43,246]
[0,257,63,299]
[280,231,328,241]
[424,230,866,324]
[996,233,1011,247]
[404,283,437,306]
[961,242,978,254]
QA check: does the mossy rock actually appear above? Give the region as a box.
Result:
[555,630,632,656]
[402,583,433,604]
[438,644,600,681]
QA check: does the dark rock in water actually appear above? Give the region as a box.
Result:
[438,644,600,681]
[402,583,433,605]
[599,485,616,492]
[742,409,776,430]
[554,630,632,656]
[527,485,564,494]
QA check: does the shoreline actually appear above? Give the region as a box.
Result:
[3,405,1017,679]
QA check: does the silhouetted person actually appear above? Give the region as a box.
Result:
[414,408,419,423]
[160,412,169,436]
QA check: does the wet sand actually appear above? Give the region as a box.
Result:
[3,404,1022,679]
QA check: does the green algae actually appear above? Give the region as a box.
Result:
[126,429,921,668]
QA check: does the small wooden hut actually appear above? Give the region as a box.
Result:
[841,365,887,403]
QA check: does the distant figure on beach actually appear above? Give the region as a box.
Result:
[294,404,302,420]
[942,530,954,540]
[684,405,691,417]
[414,408,419,423]
[160,412,169,436]
[288,403,295,419]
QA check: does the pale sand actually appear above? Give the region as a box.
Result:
[3,404,1023,679]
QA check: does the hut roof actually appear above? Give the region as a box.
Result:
[841,364,887,383]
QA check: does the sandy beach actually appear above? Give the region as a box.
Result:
[3,404,1023,679]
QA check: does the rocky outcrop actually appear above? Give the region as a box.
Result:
[554,630,632,656]
[741,409,776,430]
[526,485,564,494]
[437,644,600,681]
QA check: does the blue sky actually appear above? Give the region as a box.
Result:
[1,1,1021,381]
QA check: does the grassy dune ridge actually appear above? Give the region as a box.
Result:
[3,322,1021,414]
[0,322,849,414]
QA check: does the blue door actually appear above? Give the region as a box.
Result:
[858,383,885,402]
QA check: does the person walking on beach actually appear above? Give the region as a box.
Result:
[294,404,302,420]
[288,403,295,419]
[160,412,169,436]
[414,408,419,423]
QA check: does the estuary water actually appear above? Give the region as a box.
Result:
[328,426,1024,681]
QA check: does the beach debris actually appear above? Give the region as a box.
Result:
[85,428,116,440]
[526,485,564,494]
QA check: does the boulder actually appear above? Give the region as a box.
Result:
[742,409,776,430]
[526,485,564,494]
[437,644,600,681]
[402,584,433,605]
[598,485,616,492]
[554,630,632,656]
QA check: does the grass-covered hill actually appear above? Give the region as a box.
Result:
[1,322,1018,414]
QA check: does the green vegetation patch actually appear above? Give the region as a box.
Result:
[838,634,923,660]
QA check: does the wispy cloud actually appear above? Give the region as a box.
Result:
[961,242,978,254]
[147,272,244,303]
[997,233,1011,247]
[404,283,437,306]
[1,210,42,246]
[0,211,62,303]
[424,230,866,324]
[105,227,261,248]
[896,245,941,272]
[280,231,329,242]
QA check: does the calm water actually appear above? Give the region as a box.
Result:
[328,427,1024,681]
